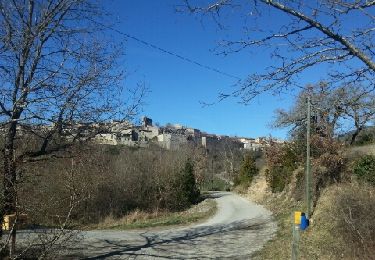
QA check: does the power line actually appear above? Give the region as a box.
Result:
[104,25,241,81]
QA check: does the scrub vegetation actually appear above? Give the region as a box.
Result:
[247,87,375,259]
[14,144,203,228]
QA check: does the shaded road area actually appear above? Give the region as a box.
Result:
[64,192,277,259]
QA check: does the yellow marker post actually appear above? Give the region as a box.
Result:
[3,214,15,231]
[2,214,28,231]
[294,211,302,225]
[292,211,302,260]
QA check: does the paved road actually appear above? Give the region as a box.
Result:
[65,192,277,259]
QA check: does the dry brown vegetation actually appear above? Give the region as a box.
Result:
[14,144,204,227]
[0,142,210,258]
[249,144,375,260]
[91,198,217,230]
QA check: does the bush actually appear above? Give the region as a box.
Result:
[356,132,375,145]
[234,153,258,188]
[200,177,231,191]
[265,143,298,192]
[352,155,375,185]
[266,167,293,193]
[174,159,200,209]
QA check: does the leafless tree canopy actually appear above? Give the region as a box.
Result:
[0,0,144,133]
[183,0,375,102]
[274,83,344,135]
[274,82,375,143]
[0,0,145,256]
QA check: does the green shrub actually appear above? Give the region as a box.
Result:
[234,153,258,188]
[266,167,294,193]
[353,155,375,185]
[265,143,298,193]
[356,132,375,145]
[172,159,200,210]
[200,177,231,191]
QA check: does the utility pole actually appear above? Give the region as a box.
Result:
[306,96,312,218]
[211,159,214,190]
[292,99,312,260]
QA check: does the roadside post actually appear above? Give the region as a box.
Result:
[291,211,301,260]
[291,211,310,259]
[306,96,312,218]
[292,97,313,259]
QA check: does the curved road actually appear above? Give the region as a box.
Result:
[65,192,277,259]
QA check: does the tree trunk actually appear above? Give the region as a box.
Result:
[4,122,17,211]
[1,121,18,256]
[350,126,362,145]
[39,134,52,155]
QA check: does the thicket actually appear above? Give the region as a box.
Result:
[265,134,347,200]
[262,135,375,258]
[234,153,258,188]
[260,84,375,258]
[15,144,201,226]
[352,155,375,185]
[310,135,348,206]
[265,142,298,192]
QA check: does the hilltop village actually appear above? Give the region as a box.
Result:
[94,117,283,151]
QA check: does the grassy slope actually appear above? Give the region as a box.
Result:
[251,191,346,260]
[85,198,217,230]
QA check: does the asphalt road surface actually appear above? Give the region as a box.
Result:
[65,192,277,259]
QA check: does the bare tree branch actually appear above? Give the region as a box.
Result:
[183,0,375,103]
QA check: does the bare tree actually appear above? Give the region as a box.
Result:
[339,87,375,144]
[274,82,375,143]
[182,0,375,102]
[274,83,344,138]
[0,0,144,256]
[221,138,243,180]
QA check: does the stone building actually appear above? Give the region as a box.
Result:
[157,133,187,150]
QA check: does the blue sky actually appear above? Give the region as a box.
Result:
[106,0,317,139]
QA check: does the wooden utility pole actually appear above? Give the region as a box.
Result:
[306,96,312,218]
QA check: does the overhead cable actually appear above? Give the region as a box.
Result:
[103,24,241,81]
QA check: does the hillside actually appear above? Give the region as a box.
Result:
[244,143,375,259]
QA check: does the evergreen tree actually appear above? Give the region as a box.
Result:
[234,153,258,187]
[174,159,200,210]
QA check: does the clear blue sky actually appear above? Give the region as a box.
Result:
[106,1,326,139]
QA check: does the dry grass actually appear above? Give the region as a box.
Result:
[305,182,375,259]
[250,181,375,260]
[345,144,375,158]
[86,198,217,230]
[250,194,302,260]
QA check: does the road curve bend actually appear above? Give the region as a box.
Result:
[66,192,277,259]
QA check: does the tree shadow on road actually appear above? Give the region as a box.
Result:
[67,216,274,259]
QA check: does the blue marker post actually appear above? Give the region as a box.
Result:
[292,211,310,259]
[300,212,309,231]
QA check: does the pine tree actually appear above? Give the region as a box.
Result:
[235,153,258,187]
